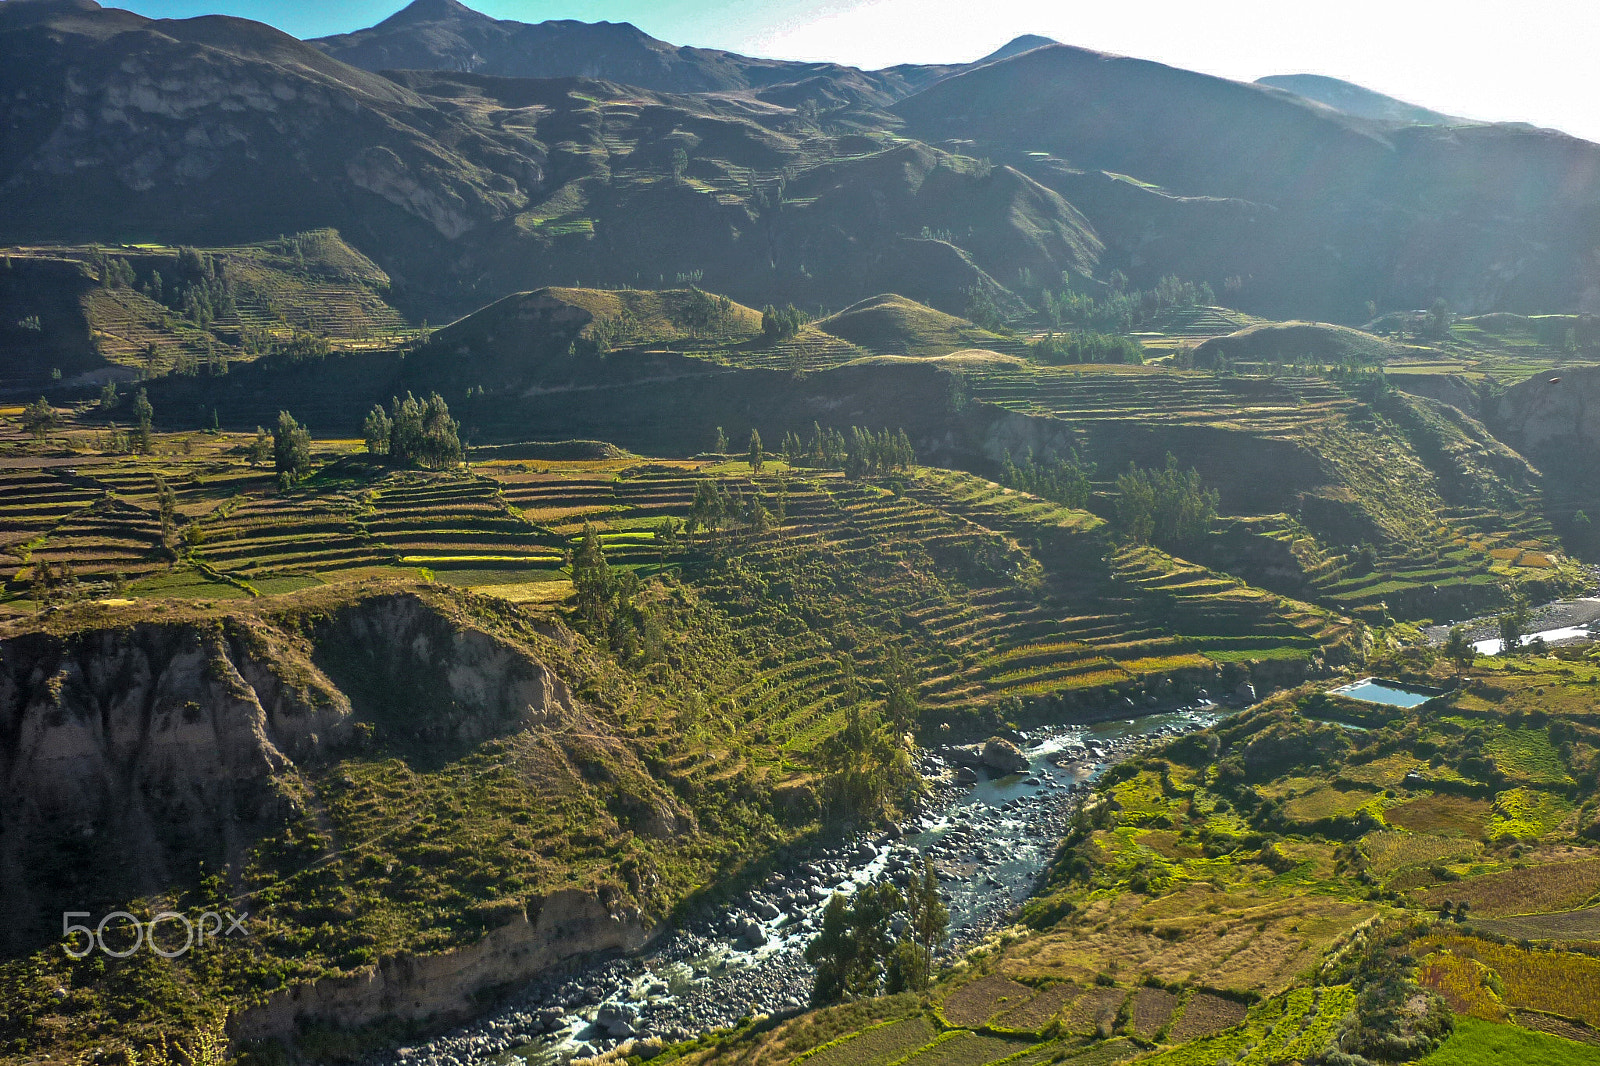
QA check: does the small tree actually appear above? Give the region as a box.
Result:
[713,426,728,455]
[247,426,272,467]
[154,475,178,544]
[132,388,154,454]
[882,645,919,735]
[671,146,689,184]
[887,856,948,992]
[20,397,59,439]
[273,410,312,484]
[748,429,764,473]
[1442,626,1474,672]
[363,405,393,456]
[805,883,904,1006]
[1497,609,1527,654]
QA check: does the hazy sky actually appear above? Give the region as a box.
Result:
[114,0,1600,143]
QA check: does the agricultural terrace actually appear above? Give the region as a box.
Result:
[957,362,1581,621]
[2,404,1361,737]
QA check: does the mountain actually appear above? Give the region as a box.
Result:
[893,43,1600,317]
[3,1,1598,326]
[1256,73,1467,126]
[313,0,913,106]
[0,0,524,276]
[0,3,1099,320]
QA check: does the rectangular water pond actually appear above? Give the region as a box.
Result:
[1327,677,1442,708]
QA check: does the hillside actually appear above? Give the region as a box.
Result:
[1257,73,1467,126]
[0,231,414,391]
[0,4,1597,324]
[665,650,1600,1066]
[0,408,1370,1060]
[1190,321,1400,368]
[893,44,1600,319]
[311,0,919,106]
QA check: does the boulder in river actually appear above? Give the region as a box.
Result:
[982,737,1029,772]
[956,766,979,785]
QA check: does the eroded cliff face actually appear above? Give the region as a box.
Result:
[231,888,647,1043]
[1491,365,1600,465]
[0,618,350,946]
[0,589,688,965]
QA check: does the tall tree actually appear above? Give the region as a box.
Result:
[363,405,392,456]
[805,883,904,1006]
[132,388,154,454]
[1442,626,1475,672]
[888,857,948,992]
[748,428,764,473]
[273,410,312,484]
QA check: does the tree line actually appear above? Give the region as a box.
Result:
[363,393,464,469]
[999,447,1094,509]
[1115,454,1220,548]
[773,424,916,478]
[1029,330,1145,366]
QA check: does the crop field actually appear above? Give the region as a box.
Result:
[991,985,1082,1034]
[1473,906,1600,942]
[896,1031,1030,1066]
[1059,988,1130,1037]
[1384,795,1492,837]
[1419,1017,1600,1066]
[1128,988,1179,1038]
[1162,993,1248,1043]
[1124,984,1353,1065]
[940,975,1039,1028]
[799,1017,939,1066]
[1486,787,1574,840]
[1361,831,1481,879]
[1419,936,1600,1027]
[1424,856,1600,918]
[1482,726,1572,785]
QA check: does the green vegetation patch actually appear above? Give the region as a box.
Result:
[1421,1016,1600,1064]
[1486,788,1575,841]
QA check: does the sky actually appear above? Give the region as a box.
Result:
[112,0,1600,143]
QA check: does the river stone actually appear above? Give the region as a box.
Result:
[956,765,979,785]
[983,738,1029,772]
[753,899,780,920]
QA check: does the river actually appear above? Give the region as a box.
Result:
[378,706,1225,1066]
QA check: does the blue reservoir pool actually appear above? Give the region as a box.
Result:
[1328,678,1437,708]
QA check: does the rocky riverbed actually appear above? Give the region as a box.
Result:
[375,707,1225,1066]
[1424,592,1600,653]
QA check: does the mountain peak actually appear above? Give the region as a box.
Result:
[376,0,482,29]
[977,34,1059,65]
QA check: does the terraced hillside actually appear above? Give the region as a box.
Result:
[0,406,1357,721]
[955,362,1584,619]
[665,648,1600,1066]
